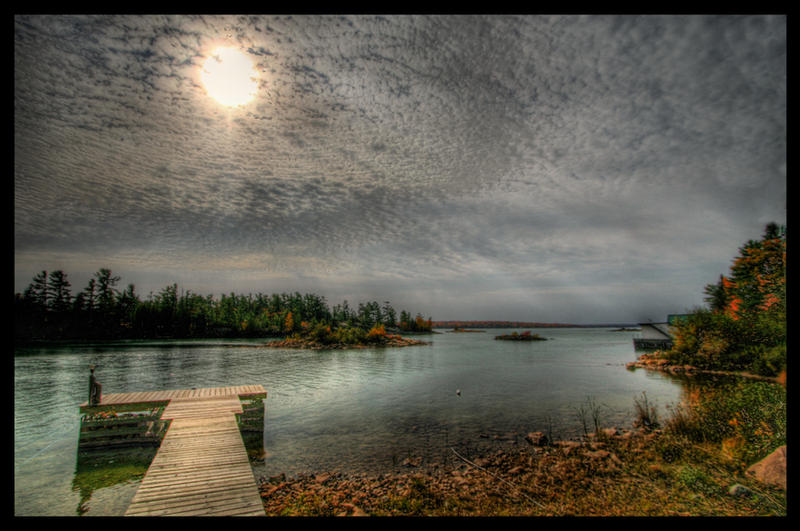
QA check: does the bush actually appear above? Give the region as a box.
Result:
[665,380,785,465]
[676,465,720,495]
[655,433,691,463]
[366,324,387,343]
[749,344,786,377]
[666,307,785,372]
[306,322,334,344]
[667,309,739,368]
[333,326,367,345]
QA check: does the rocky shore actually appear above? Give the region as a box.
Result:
[625,351,782,383]
[265,336,431,350]
[256,427,786,516]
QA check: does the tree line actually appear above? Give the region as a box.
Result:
[14,268,433,341]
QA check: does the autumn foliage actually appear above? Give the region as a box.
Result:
[667,223,786,376]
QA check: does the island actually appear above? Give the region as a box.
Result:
[264,323,430,350]
[494,331,547,341]
[448,328,485,333]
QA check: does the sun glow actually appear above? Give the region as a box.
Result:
[200,47,258,107]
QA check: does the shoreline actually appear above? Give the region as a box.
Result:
[625,351,784,384]
[255,426,785,516]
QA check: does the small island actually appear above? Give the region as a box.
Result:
[494,331,547,341]
[265,323,430,350]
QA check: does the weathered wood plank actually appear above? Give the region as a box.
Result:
[80,385,265,409]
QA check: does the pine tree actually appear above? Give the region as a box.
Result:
[25,270,50,309]
[47,270,72,313]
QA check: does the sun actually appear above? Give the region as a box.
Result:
[200,47,259,107]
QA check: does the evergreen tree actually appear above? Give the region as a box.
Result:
[47,270,72,313]
[95,268,121,314]
[703,274,729,313]
[82,278,97,314]
[24,270,50,309]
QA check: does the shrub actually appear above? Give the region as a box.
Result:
[664,380,785,465]
[333,326,367,345]
[654,432,691,463]
[676,465,719,495]
[307,321,334,344]
[366,323,387,343]
[749,344,786,377]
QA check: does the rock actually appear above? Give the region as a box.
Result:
[401,456,423,467]
[728,484,754,497]
[746,445,786,489]
[525,431,548,446]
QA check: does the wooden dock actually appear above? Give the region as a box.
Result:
[81,385,267,517]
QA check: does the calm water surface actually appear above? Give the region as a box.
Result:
[15,328,686,516]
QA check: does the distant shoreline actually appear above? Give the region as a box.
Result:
[432,321,637,329]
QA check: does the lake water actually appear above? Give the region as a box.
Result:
[14,328,687,516]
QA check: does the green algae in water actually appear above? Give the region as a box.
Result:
[238,396,266,461]
[72,447,158,516]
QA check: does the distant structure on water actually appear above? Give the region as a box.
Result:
[633,315,689,351]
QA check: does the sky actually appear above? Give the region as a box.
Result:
[14,14,786,324]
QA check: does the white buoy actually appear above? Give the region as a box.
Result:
[456,389,461,396]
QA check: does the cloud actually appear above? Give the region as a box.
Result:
[14,15,786,322]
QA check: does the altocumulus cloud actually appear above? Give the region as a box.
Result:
[14,14,785,323]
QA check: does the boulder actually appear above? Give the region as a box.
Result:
[746,445,786,489]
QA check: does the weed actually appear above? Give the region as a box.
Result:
[676,465,719,496]
[633,392,659,431]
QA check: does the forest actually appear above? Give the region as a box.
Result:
[14,270,433,342]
